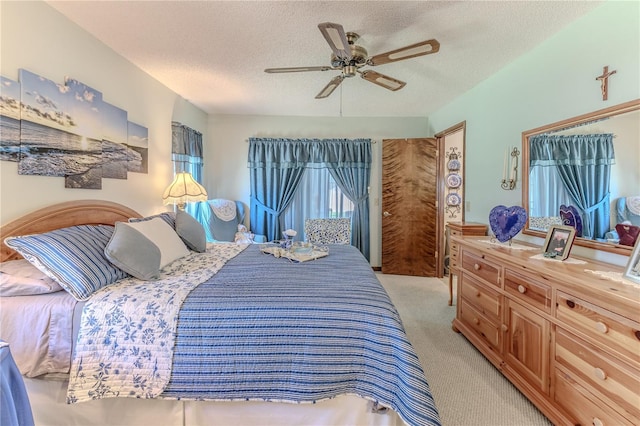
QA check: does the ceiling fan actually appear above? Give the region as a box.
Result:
[264,22,440,99]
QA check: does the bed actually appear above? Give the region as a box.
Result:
[0,200,441,426]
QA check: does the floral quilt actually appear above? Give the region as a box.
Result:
[67,243,247,403]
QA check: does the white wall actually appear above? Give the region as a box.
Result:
[426,0,640,264]
[206,115,429,266]
[0,1,208,224]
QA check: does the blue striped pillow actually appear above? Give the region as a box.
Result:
[4,225,128,301]
[129,212,176,229]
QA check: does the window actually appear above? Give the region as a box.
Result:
[283,167,353,240]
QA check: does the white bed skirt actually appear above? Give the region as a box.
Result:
[25,377,403,426]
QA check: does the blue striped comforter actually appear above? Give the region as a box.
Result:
[161,244,441,426]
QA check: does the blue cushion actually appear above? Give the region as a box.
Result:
[104,222,162,280]
[175,210,206,252]
[4,225,128,301]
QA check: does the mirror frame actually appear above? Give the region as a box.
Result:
[522,98,640,256]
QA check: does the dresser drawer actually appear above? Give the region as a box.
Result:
[460,274,501,321]
[459,299,501,351]
[556,292,640,365]
[555,328,640,420]
[554,368,635,426]
[460,250,500,288]
[504,269,551,314]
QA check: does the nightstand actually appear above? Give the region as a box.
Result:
[446,222,487,305]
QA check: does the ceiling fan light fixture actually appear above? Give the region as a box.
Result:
[343,65,357,77]
[266,23,439,99]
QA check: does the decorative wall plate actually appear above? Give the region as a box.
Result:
[447,159,461,171]
[446,193,461,206]
[446,173,462,188]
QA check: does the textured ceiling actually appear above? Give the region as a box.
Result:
[46,1,602,118]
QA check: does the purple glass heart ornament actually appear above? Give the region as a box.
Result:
[559,204,583,237]
[489,205,528,243]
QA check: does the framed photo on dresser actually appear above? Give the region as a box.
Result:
[623,238,640,283]
[542,225,576,261]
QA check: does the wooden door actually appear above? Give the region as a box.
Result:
[381,138,440,276]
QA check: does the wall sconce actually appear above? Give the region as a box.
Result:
[501,147,520,190]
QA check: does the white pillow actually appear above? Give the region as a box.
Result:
[125,217,190,268]
[0,259,64,296]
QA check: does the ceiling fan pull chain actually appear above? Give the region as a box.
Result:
[340,83,343,117]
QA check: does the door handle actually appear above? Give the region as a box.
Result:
[383,211,391,217]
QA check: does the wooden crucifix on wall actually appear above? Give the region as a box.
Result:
[595,66,616,101]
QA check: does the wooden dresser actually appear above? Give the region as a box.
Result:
[451,236,640,426]
[446,222,487,305]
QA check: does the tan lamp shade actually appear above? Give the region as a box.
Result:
[162,172,208,209]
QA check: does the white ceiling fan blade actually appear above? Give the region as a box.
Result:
[265,66,333,73]
[315,75,344,99]
[318,22,352,62]
[360,70,406,91]
[368,39,440,66]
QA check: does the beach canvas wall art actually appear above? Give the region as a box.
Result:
[0,76,21,162]
[101,102,129,179]
[63,77,104,189]
[127,121,149,174]
[1,69,148,189]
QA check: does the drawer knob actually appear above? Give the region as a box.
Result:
[592,418,604,426]
[473,317,480,325]
[594,321,608,334]
[474,263,481,271]
[476,290,481,298]
[501,324,508,332]
[566,300,576,309]
[517,285,526,294]
[594,368,607,381]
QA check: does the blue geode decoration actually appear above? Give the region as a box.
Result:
[489,205,528,243]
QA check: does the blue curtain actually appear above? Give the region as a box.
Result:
[248,139,308,242]
[322,141,372,261]
[171,122,204,218]
[529,134,615,239]
[248,138,372,259]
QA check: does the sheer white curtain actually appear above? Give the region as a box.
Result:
[282,167,354,241]
[529,165,572,217]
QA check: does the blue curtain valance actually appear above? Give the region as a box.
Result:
[172,121,203,159]
[529,134,615,167]
[247,138,372,169]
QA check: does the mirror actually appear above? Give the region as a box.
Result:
[522,99,640,256]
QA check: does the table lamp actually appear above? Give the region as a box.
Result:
[162,172,208,210]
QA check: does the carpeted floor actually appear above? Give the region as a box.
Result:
[377,273,553,426]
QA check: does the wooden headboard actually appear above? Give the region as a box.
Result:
[0,200,142,262]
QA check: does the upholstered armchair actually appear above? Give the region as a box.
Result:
[194,199,265,243]
[304,218,351,245]
[604,196,640,245]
